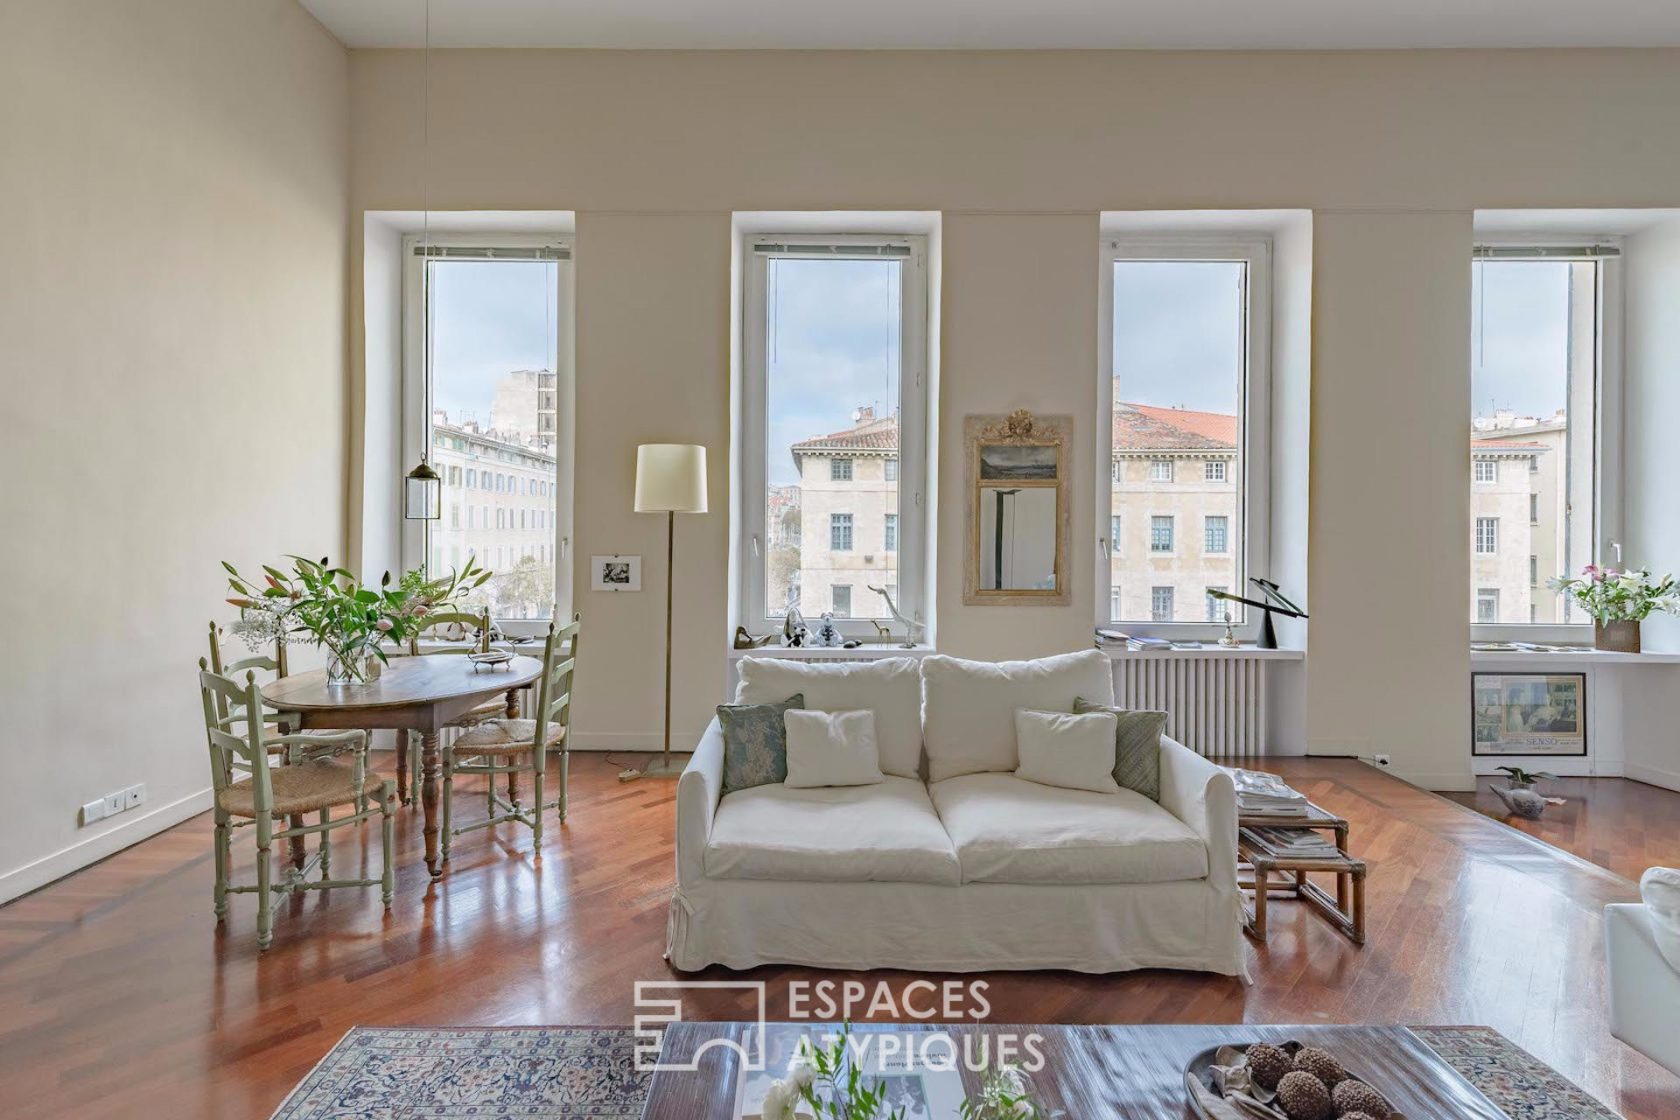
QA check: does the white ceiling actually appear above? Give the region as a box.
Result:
[299,0,1680,50]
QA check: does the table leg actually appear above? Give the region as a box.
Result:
[421,730,442,877]
[1351,868,1367,944]
[1337,867,1349,911]
[505,688,521,804]
[396,731,411,805]
[288,816,307,870]
[1248,865,1269,941]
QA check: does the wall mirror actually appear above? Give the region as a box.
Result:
[963,410,1072,605]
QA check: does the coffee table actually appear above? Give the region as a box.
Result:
[1238,801,1367,945]
[640,1023,1504,1118]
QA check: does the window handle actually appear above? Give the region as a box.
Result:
[752,534,761,558]
[1099,538,1111,559]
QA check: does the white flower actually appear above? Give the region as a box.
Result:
[785,1053,817,1090]
[760,1078,802,1120]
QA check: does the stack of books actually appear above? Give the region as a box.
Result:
[1228,768,1310,819]
[1248,826,1340,858]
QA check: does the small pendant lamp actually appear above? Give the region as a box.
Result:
[403,0,440,521]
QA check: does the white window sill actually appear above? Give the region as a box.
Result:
[1099,645,1304,661]
[1470,648,1680,665]
[726,644,936,660]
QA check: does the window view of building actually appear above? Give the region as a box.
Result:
[1469,255,1601,624]
[420,255,561,620]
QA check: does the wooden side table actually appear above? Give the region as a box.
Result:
[1238,803,1367,945]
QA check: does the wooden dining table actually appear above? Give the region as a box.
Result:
[263,655,543,877]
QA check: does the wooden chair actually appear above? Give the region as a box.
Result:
[442,615,579,861]
[395,608,499,804]
[197,661,396,950]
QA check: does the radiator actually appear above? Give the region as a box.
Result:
[1113,654,1267,760]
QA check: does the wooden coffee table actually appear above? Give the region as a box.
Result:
[1238,802,1367,945]
[641,1023,1504,1118]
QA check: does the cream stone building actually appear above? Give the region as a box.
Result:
[779,408,901,620]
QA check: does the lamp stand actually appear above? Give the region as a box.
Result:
[641,509,686,778]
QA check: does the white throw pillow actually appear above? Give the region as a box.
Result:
[1013,709,1121,794]
[784,709,886,789]
[1643,866,1680,974]
[921,649,1115,782]
[735,656,923,779]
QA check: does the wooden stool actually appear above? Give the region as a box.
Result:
[1239,818,1367,945]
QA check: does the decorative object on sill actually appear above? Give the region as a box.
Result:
[1548,563,1678,653]
[869,584,924,647]
[589,554,641,592]
[1471,672,1586,757]
[222,555,490,687]
[1207,578,1307,650]
[1490,784,1549,820]
[634,443,709,779]
[963,409,1072,606]
[1218,609,1240,648]
[781,605,811,647]
[814,611,844,648]
[869,620,893,644]
[733,625,774,650]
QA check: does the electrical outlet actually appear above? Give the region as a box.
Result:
[124,784,146,810]
[81,799,106,826]
[103,792,125,817]
[1373,753,1392,769]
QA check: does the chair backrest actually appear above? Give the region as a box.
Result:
[530,614,581,755]
[197,658,274,818]
[408,609,492,656]
[206,621,288,727]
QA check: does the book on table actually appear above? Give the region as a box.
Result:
[1228,767,1310,817]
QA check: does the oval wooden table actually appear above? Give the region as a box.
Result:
[263,656,542,877]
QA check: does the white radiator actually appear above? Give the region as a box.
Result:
[1113,654,1267,760]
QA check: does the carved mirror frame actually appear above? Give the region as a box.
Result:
[963,410,1073,606]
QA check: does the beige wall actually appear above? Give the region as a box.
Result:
[0,1,348,899]
[339,47,1680,790]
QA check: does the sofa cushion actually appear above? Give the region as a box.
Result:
[1014,708,1121,794]
[928,772,1208,885]
[1643,866,1680,973]
[921,649,1115,782]
[716,693,803,794]
[784,709,885,789]
[1073,698,1167,801]
[735,656,923,779]
[705,776,960,886]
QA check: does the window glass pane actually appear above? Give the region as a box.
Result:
[764,258,902,620]
[1471,259,1596,624]
[425,258,559,620]
[1110,260,1245,623]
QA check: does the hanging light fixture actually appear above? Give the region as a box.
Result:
[404,0,440,521]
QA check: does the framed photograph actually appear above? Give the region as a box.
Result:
[590,554,641,593]
[1471,672,1587,757]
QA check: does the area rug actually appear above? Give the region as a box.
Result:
[272,1024,1621,1119]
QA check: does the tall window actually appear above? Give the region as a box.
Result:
[741,235,929,636]
[1150,516,1174,554]
[1206,586,1229,622]
[405,237,570,625]
[1471,246,1615,627]
[1101,238,1268,629]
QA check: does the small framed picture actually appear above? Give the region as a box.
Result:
[590,555,641,592]
[1471,672,1587,757]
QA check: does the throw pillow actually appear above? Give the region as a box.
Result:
[1073,698,1167,801]
[716,693,804,794]
[783,709,886,789]
[1013,708,1121,794]
[1643,866,1680,974]
[921,649,1115,782]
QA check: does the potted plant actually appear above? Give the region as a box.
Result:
[1495,765,1555,791]
[1548,565,1680,653]
[224,555,490,685]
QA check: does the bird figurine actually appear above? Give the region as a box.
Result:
[1491,784,1548,819]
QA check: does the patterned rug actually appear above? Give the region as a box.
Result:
[272,1024,1621,1119]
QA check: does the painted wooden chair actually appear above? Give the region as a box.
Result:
[442,615,579,861]
[198,660,396,950]
[395,608,499,804]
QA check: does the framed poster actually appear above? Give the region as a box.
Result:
[1471,672,1587,757]
[589,554,641,592]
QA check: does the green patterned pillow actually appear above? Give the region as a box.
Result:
[717,693,804,794]
[1073,697,1166,801]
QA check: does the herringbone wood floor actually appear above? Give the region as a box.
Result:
[1,754,1677,1119]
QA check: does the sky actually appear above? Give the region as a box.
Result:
[426,252,1573,460]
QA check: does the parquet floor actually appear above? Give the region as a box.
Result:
[1443,775,1680,883]
[1,754,1676,1119]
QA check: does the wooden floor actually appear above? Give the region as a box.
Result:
[1443,775,1680,883]
[2,754,1677,1119]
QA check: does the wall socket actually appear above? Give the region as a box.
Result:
[81,783,147,827]
[1373,753,1393,769]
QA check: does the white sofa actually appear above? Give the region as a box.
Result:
[1605,867,1680,1076]
[665,650,1247,979]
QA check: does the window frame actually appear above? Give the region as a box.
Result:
[1471,237,1623,642]
[738,234,930,639]
[1096,235,1273,637]
[400,232,574,636]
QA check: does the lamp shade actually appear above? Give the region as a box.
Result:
[634,444,708,514]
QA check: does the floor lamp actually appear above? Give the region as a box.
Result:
[634,444,708,778]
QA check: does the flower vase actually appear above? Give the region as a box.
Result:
[1595,619,1641,653]
[326,643,383,685]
